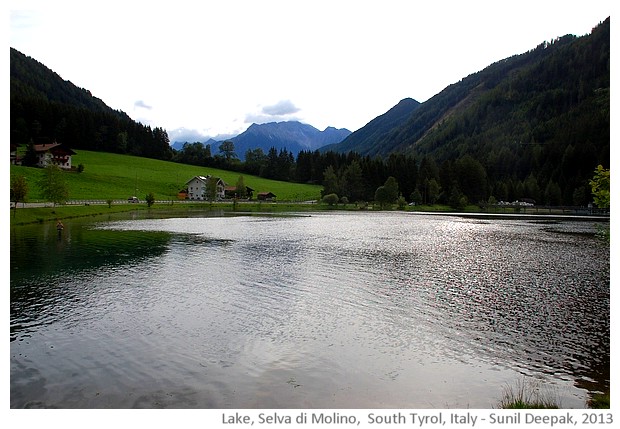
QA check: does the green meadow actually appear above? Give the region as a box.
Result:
[10,150,323,202]
[10,150,591,227]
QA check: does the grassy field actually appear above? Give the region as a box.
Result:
[10,150,605,227]
[9,150,323,202]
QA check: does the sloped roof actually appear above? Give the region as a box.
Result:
[33,142,76,155]
[185,175,226,185]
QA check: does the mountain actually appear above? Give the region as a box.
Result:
[10,49,130,119]
[171,138,219,151]
[326,18,610,171]
[320,98,421,156]
[10,48,173,160]
[408,20,610,165]
[220,121,351,160]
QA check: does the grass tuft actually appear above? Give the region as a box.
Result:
[498,377,560,409]
[587,393,610,409]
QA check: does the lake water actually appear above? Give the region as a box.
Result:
[10,211,610,408]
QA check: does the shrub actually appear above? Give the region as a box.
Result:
[322,193,339,206]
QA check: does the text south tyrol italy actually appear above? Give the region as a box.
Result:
[368,412,469,426]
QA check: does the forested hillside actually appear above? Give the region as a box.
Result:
[326,18,610,206]
[10,48,173,160]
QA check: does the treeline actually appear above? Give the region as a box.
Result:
[11,98,173,161]
[173,140,597,207]
[297,150,596,207]
[171,142,296,181]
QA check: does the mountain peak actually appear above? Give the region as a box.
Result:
[227,121,351,160]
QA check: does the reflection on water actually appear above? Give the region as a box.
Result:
[10,212,609,408]
[10,222,171,345]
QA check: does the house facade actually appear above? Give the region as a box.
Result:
[186,175,227,200]
[34,142,75,170]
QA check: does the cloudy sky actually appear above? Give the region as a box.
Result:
[9,0,613,143]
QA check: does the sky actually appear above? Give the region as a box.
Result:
[7,0,614,143]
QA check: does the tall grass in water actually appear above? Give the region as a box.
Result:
[498,378,560,409]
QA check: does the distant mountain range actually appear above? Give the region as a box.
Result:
[227,121,349,159]
[172,121,351,159]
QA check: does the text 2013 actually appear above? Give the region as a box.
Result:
[582,413,613,424]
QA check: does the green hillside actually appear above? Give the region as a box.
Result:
[10,150,322,202]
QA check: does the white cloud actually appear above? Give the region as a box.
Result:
[261,100,300,116]
[134,100,152,110]
[244,100,303,125]
[167,128,212,143]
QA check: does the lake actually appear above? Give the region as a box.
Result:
[10,211,610,408]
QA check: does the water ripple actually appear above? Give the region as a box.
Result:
[10,212,609,408]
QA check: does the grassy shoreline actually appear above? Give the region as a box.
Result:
[8,201,343,226]
[9,200,610,227]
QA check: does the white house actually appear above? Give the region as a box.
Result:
[34,142,75,170]
[186,175,227,200]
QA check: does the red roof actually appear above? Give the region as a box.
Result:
[33,143,76,155]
